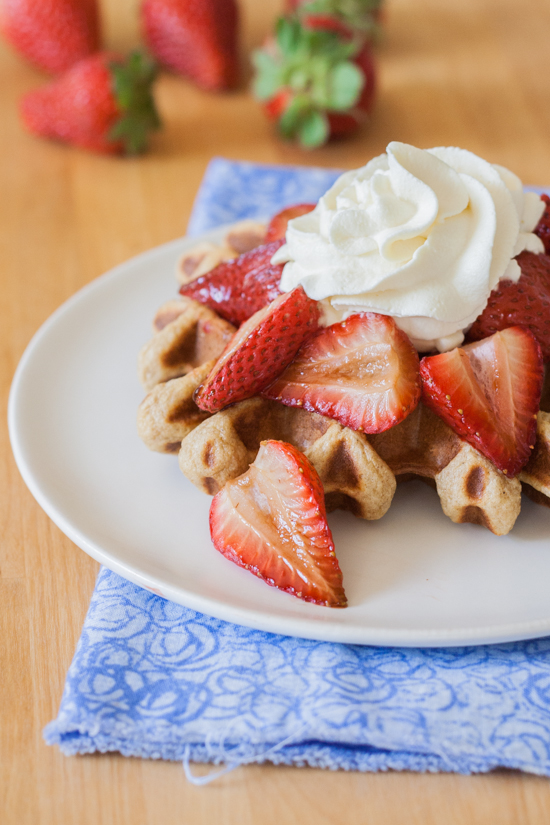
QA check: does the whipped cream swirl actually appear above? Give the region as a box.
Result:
[273,142,545,351]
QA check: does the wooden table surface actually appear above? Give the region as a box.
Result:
[3,0,550,822]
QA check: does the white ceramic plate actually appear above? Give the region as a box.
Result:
[9,227,550,647]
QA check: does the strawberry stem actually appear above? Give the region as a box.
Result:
[252,16,365,148]
[109,50,161,155]
[296,0,384,41]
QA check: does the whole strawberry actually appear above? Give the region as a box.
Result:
[0,0,100,74]
[142,0,239,91]
[252,15,376,148]
[20,51,161,155]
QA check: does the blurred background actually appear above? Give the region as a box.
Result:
[3,0,550,295]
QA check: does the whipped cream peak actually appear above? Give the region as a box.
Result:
[273,142,545,351]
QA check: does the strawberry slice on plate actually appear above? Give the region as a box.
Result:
[264,203,316,243]
[210,440,347,607]
[466,250,550,362]
[420,326,543,477]
[179,240,284,326]
[194,287,319,413]
[264,312,421,433]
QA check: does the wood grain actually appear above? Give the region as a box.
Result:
[2,0,550,822]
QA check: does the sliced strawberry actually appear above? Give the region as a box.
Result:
[466,250,550,362]
[179,240,284,326]
[210,440,347,607]
[264,312,421,433]
[420,327,543,477]
[534,194,550,254]
[264,203,316,243]
[195,287,319,413]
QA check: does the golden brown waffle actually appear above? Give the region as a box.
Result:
[137,360,215,454]
[176,220,267,285]
[177,396,396,520]
[368,402,528,536]
[519,411,550,508]
[138,296,550,534]
[138,297,235,391]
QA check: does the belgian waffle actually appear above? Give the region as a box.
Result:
[137,328,550,534]
[137,360,215,453]
[137,229,550,536]
[176,220,266,285]
[367,402,523,536]
[177,396,396,520]
[138,297,235,391]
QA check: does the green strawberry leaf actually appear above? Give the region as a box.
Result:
[109,50,161,155]
[326,60,364,109]
[251,12,373,147]
[279,95,309,139]
[276,16,302,56]
[299,109,329,148]
[252,50,283,100]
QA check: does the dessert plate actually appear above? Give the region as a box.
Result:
[9,228,550,647]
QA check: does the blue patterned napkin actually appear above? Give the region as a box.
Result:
[45,159,550,776]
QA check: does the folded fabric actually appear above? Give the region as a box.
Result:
[45,567,550,775]
[44,158,550,776]
[186,157,340,236]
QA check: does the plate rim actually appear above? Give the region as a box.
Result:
[8,226,550,648]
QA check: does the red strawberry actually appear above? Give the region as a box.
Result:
[252,15,376,149]
[300,12,353,38]
[263,88,292,120]
[20,51,161,155]
[466,250,550,362]
[180,240,285,326]
[142,0,239,91]
[264,312,421,433]
[327,45,376,136]
[210,440,347,607]
[0,0,100,74]
[195,287,319,413]
[420,327,543,477]
[265,203,316,243]
[534,194,550,255]
[287,0,384,42]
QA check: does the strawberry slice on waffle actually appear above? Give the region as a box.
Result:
[179,240,284,326]
[210,440,347,607]
[420,326,543,478]
[466,250,550,362]
[264,203,316,242]
[534,194,550,254]
[264,312,421,433]
[194,286,319,413]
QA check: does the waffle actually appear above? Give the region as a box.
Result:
[177,396,396,520]
[368,403,523,535]
[138,287,550,534]
[519,411,550,508]
[137,360,215,453]
[138,296,236,391]
[176,220,266,285]
[174,393,550,535]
